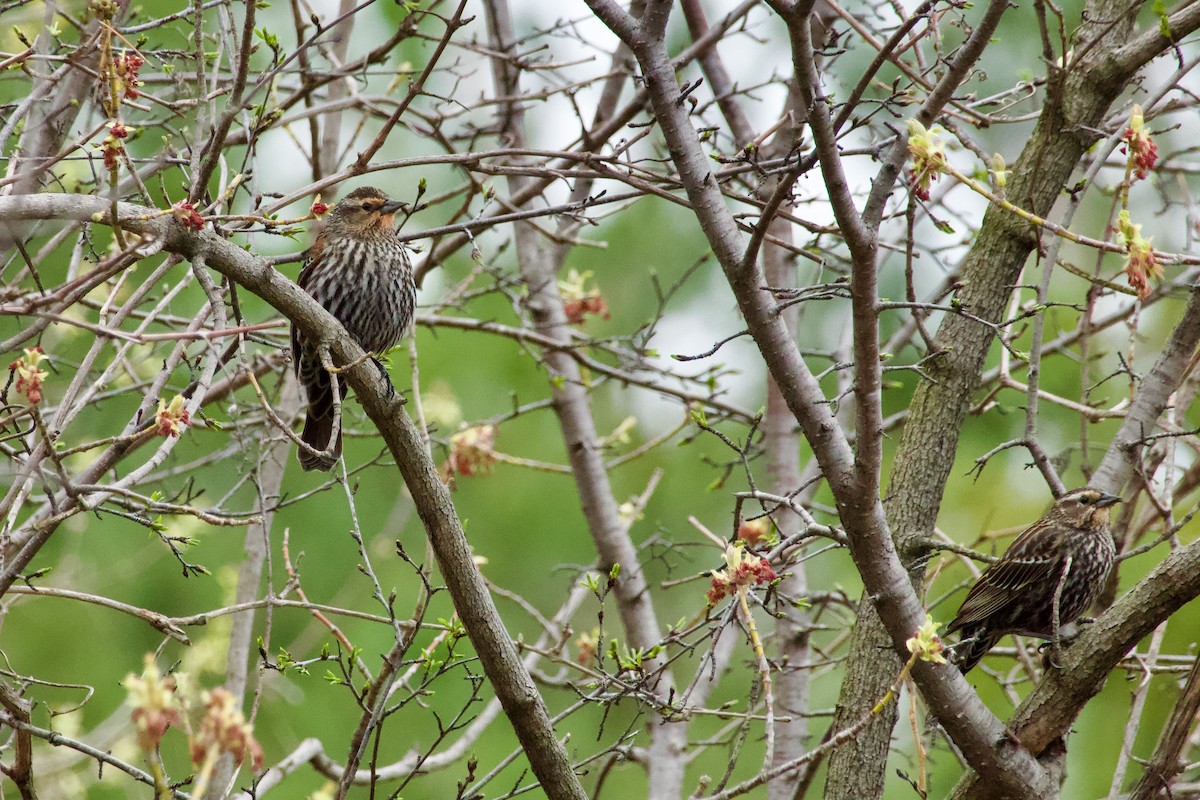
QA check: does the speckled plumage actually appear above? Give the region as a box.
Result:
[292,187,414,471]
[947,488,1119,673]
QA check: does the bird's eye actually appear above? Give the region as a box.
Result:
[361,202,373,211]
[1079,494,1094,505]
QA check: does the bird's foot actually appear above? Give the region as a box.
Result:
[1036,640,1065,670]
[371,357,398,399]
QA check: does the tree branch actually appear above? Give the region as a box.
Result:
[0,192,588,800]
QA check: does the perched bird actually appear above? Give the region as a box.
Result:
[946,488,1119,673]
[292,187,414,471]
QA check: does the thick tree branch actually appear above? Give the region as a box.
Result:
[583,5,1057,797]
[844,0,1200,794]
[0,193,587,800]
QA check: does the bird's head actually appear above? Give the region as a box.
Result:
[1053,487,1120,530]
[327,187,406,236]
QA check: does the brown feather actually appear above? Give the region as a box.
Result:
[946,488,1118,672]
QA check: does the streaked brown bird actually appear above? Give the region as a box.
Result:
[292,187,414,471]
[946,487,1119,673]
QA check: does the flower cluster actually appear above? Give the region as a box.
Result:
[575,629,600,665]
[114,51,145,100]
[126,657,262,774]
[906,119,946,202]
[191,688,264,771]
[9,347,48,405]
[706,543,777,604]
[905,615,947,665]
[172,201,205,231]
[310,198,330,216]
[89,0,118,20]
[444,424,497,478]
[558,269,610,325]
[124,655,183,751]
[155,394,191,437]
[101,122,128,170]
[736,518,772,546]
[1117,210,1162,299]
[1120,105,1158,182]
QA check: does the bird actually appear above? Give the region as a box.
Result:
[946,487,1119,673]
[291,186,414,472]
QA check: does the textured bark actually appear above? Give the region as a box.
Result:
[824,2,1154,796]
[586,1,1058,795]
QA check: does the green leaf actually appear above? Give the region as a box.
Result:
[254,27,278,48]
[1154,0,1172,37]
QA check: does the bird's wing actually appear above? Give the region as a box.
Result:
[292,236,327,372]
[947,551,1064,633]
[296,234,325,289]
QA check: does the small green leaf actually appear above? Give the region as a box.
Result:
[254,27,278,48]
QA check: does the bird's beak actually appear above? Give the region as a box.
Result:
[380,199,407,215]
[1095,492,1121,508]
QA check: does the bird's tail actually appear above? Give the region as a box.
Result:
[950,627,1000,674]
[299,373,344,472]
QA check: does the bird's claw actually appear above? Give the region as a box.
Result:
[1036,641,1065,670]
[372,357,396,399]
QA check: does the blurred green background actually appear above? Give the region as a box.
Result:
[1,0,1197,797]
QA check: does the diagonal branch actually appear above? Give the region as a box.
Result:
[581,2,1058,796]
[0,192,588,800]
